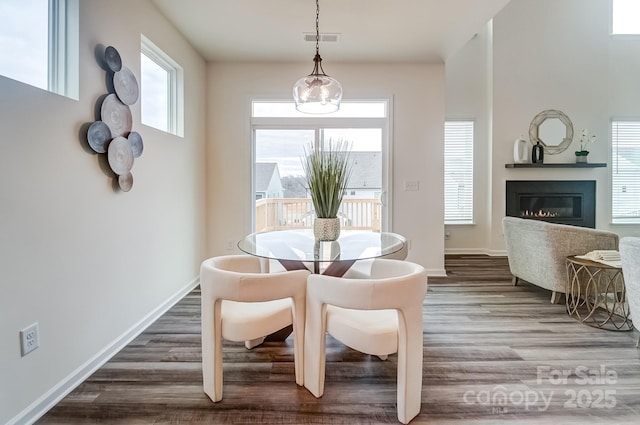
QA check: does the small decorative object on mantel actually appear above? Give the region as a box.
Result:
[84,45,143,192]
[302,139,352,241]
[575,129,595,164]
[532,140,544,163]
[513,136,529,163]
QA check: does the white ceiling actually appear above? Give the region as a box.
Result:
[151,0,511,63]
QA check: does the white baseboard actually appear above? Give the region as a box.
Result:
[485,249,508,257]
[8,277,200,425]
[445,248,508,257]
[426,268,447,277]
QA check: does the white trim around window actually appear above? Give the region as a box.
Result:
[140,34,184,136]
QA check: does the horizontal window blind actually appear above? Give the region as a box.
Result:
[444,121,474,223]
[611,121,640,222]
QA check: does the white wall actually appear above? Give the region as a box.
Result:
[205,62,446,275]
[0,1,207,423]
[445,25,493,252]
[446,0,640,254]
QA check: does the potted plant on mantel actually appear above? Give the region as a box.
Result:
[575,129,596,163]
[302,140,352,241]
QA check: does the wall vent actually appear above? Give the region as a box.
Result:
[304,33,340,43]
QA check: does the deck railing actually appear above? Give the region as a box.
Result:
[255,198,381,232]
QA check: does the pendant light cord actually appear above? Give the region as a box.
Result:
[312,0,327,76]
[315,0,320,56]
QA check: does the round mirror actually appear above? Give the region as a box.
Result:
[528,109,573,155]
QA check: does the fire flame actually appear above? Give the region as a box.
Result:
[521,209,558,218]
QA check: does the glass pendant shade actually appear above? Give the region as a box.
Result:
[293,0,342,114]
[293,68,342,114]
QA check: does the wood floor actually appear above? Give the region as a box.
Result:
[38,255,640,424]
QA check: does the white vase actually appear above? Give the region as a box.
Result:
[313,217,340,241]
[513,137,529,163]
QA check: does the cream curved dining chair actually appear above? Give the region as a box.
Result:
[620,237,640,347]
[200,255,310,402]
[304,258,428,424]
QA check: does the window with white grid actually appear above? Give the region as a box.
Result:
[611,121,640,223]
[444,121,474,224]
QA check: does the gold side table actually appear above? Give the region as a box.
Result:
[565,256,633,331]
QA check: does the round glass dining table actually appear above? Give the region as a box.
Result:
[237,229,406,276]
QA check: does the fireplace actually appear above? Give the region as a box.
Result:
[505,180,596,228]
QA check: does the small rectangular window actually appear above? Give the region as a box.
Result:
[444,121,474,224]
[612,0,640,35]
[611,121,640,223]
[141,35,184,136]
[0,0,78,99]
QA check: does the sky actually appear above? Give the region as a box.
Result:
[256,128,382,177]
[0,0,48,90]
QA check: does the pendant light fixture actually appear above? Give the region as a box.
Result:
[293,0,342,114]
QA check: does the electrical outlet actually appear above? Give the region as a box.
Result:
[445,231,451,240]
[226,239,235,251]
[20,322,39,356]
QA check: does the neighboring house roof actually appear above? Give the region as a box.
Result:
[255,162,280,192]
[348,152,381,189]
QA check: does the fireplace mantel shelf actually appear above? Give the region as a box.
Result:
[505,163,607,168]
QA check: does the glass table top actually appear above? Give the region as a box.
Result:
[237,230,405,263]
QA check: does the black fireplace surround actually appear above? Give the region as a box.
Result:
[506,180,596,228]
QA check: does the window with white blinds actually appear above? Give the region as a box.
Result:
[612,121,640,223]
[444,121,474,223]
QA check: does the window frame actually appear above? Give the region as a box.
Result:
[140,34,184,136]
[48,0,78,98]
[250,100,392,233]
[444,120,474,225]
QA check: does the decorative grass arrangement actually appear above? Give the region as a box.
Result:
[302,140,352,219]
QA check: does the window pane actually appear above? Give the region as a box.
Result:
[255,129,314,179]
[0,0,49,89]
[141,53,169,131]
[611,121,640,222]
[323,128,383,231]
[254,129,315,232]
[323,128,382,152]
[612,0,640,35]
[444,121,474,223]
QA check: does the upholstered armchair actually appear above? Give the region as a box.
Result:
[200,255,310,402]
[620,237,640,347]
[304,258,428,424]
[502,217,619,303]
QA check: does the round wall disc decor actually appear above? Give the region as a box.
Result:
[118,172,134,192]
[113,67,139,105]
[107,136,134,175]
[87,120,112,153]
[87,44,142,192]
[101,93,132,138]
[128,131,143,158]
[104,46,122,72]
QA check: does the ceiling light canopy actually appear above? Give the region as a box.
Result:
[293,0,342,114]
